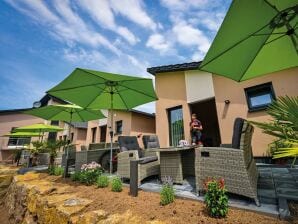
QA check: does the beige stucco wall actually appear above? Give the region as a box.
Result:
[185,70,215,103]
[85,110,156,148]
[155,71,191,147]
[213,67,298,156]
[0,113,44,160]
[131,112,156,148]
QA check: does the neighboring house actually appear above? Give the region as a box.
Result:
[0,108,44,161]
[148,62,298,157]
[56,121,88,150]
[0,94,66,161]
[86,109,156,149]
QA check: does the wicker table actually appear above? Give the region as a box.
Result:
[151,146,196,184]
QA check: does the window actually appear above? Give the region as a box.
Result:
[71,133,74,142]
[167,106,184,146]
[91,127,97,143]
[8,137,31,146]
[245,82,276,112]
[115,120,123,135]
[48,121,59,141]
[7,127,31,146]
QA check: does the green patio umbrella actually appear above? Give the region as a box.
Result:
[24,104,105,141]
[15,123,64,133]
[24,104,106,176]
[24,104,105,123]
[3,132,41,137]
[199,0,298,81]
[47,68,158,173]
[15,123,64,140]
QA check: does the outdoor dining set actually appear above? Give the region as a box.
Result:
[57,117,260,206]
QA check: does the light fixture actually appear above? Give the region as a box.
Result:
[224,100,230,104]
[33,101,41,108]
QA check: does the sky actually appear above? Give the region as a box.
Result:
[0,0,231,113]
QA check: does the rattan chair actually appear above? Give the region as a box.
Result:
[117,136,160,185]
[195,118,260,206]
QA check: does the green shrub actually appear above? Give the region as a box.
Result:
[96,175,109,188]
[71,171,82,181]
[79,162,103,185]
[204,177,228,218]
[48,166,64,176]
[160,177,175,206]
[111,177,122,192]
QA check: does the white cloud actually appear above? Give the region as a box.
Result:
[6,0,120,54]
[172,22,211,52]
[146,33,171,52]
[110,0,157,30]
[161,0,223,11]
[77,0,139,45]
[62,48,151,78]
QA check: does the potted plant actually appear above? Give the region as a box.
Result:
[251,96,298,167]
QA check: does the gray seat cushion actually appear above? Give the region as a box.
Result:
[142,135,160,149]
[139,156,158,164]
[118,136,144,157]
[231,117,245,149]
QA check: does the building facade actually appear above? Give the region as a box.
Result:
[86,109,156,149]
[148,63,298,157]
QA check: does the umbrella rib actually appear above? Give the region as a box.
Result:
[84,109,105,119]
[76,110,86,122]
[119,84,157,99]
[77,68,108,82]
[201,20,274,68]
[264,33,287,45]
[48,82,105,93]
[238,27,276,81]
[78,68,151,83]
[263,0,280,13]
[115,86,130,110]
[84,92,102,108]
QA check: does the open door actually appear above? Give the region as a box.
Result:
[190,98,221,147]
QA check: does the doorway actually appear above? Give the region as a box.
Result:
[100,125,107,143]
[190,98,221,147]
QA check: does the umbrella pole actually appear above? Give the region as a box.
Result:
[64,111,73,178]
[109,92,114,174]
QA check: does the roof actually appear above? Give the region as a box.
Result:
[39,94,67,106]
[69,122,88,129]
[0,108,31,115]
[147,61,202,75]
[129,109,155,117]
[0,94,67,115]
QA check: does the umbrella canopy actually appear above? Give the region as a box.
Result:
[47,68,158,109]
[3,132,41,137]
[15,123,64,133]
[199,0,298,81]
[47,68,158,173]
[24,104,106,122]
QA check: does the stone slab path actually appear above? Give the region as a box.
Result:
[140,165,298,218]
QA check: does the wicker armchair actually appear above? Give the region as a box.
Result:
[195,118,260,206]
[117,136,160,185]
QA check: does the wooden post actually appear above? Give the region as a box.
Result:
[130,160,139,197]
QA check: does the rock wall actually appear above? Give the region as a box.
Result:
[0,165,18,199]
[4,172,164,224]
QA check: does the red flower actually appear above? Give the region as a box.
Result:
[219,178,225,189]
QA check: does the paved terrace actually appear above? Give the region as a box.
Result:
[140,165,298,219]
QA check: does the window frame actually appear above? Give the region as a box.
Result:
[167,105,184,146]
[115,120,123,135]
[244,82,276,112]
